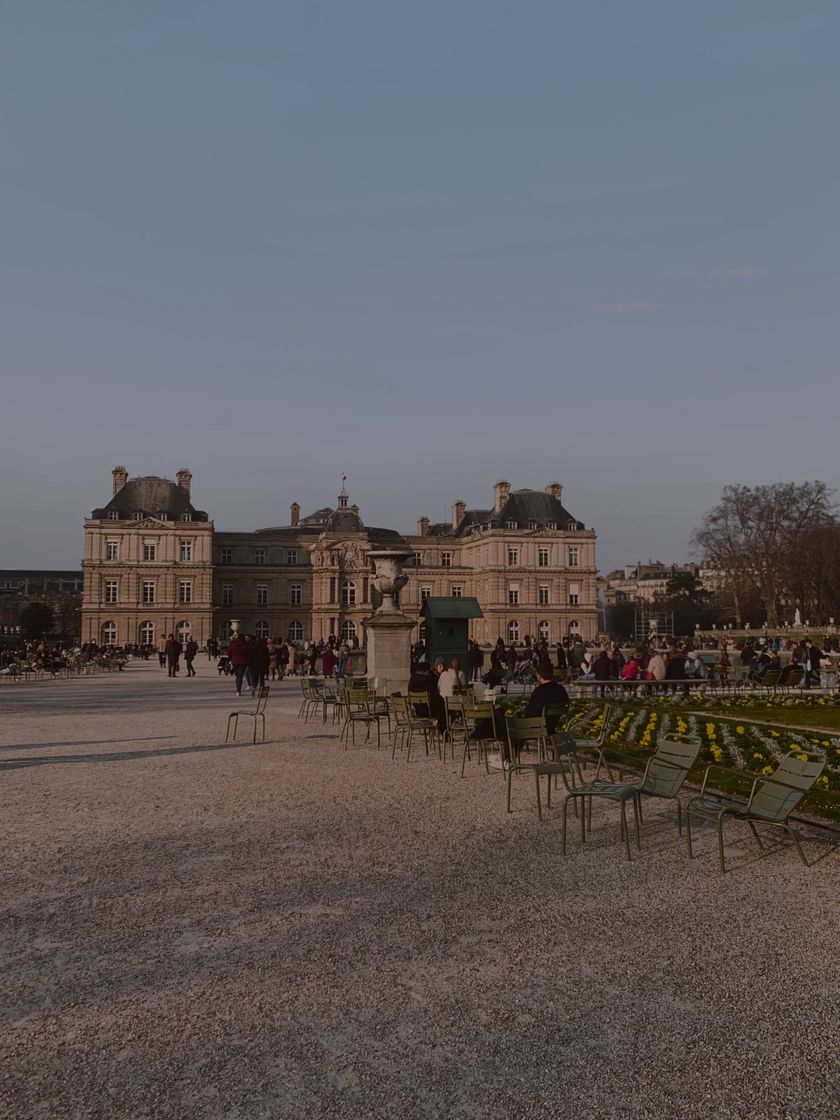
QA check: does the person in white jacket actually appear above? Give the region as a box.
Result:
[437,657,467,698]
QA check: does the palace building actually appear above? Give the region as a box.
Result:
[82,469,598,647]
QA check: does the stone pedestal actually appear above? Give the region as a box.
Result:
[364,611,414,691]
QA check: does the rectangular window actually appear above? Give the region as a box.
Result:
[506,521,518,529]
[143,542,156,562]
[441,551,453,568]
[108,510,120,521]
[220,548,232,564]
[508,547,519,567]
[286,550,298,565]
[568,547,580,568]
[179,539,192,562]
[407,553,421,567]
[421,586,432,603]
[179,581,192,604]
[290,584,302,606]
[568,582,580,605]
[539,584,550,606]
[538,548,550,568]
[181,513,192,522]
[142,580,156,604]
[253,549,266,565]
[105,541,119,561]
[256,584,268,606]
[104,580,118,604]
[362,577,369,603]
[451,585,463,598]
[221,584,233,607]
[134,511,144,520]
[329,577,337,603]
[508,583,520,606]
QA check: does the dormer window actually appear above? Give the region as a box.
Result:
[506,520,518,530]
[108,510,120,521]
[567,520,577,531]
[547,521,557,530]
[159,511,169,521]
[528,520,538,530]
[181,512,192,522]
[134,511,144,520]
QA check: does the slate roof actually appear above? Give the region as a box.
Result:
[427,489,584,538]
[92,476,209,521]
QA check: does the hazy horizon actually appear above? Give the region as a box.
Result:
[4,2,839,572]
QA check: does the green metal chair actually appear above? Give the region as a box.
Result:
[502,716,555,818]
[757,668,782,693]
[685,748,826,872]
[298,678,323,723]
[444,695,468,765]
[459,697,503,777]
[634,737,702,835]
[404,692,442,761]
[551,731,640,860]
[388,695,412,760]
[226,685,270,744]
[340,686,386,749]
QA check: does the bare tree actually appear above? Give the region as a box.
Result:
[693,482,835,627]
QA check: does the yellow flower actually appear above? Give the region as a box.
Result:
[753,753,763,760]
[762,765,774,775]
[736,726,745,735]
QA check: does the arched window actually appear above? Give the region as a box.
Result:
[567,619,580,634]
[139,621,154,646]
[507,620,520,643]
[101,621,117,645]
[288,621,304,641]
[341,580,356,606]
[538,620,550,643]
[177,621,191,645]
[254,621,269,639]
[340,620,356,642]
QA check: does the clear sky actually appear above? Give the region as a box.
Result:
[3,1,838,573]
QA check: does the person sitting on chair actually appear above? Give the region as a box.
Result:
[523,659,570,734]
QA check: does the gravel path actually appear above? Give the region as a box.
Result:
[2,662,839,1120]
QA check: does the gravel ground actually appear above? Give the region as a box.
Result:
[2,661,839,1120]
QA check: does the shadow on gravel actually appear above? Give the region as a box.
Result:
[0,742,258,768]
[1,736,177,751]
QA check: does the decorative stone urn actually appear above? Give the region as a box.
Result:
[368,548,412,613]
[364,548,414,687]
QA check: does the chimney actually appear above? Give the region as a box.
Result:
[290,502,300,527]
[452,500,466,529]
[176,469,192,494]
[545,481,563,501]
[112,466,128,495]
[493,480,511,514]
[417,516,430,537]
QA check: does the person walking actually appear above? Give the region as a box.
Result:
[165,634,181,678]
[184,638,198,677]
[157,635,167,669]
[228,632,248,696]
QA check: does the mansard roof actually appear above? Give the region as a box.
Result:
[427,489,585,538]
[92,476,209,521]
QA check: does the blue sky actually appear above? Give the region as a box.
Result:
[3,1,838,571]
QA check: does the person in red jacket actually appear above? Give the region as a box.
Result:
[227,633,248,696]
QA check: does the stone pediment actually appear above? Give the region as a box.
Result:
[134,517,172,530]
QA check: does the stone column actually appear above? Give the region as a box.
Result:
[364,549,414,689]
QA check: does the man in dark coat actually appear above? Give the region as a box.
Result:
[184,639,198,677]
[523,660,570,734]
[165,634,181,678]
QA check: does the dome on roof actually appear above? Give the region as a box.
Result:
[325,508,364,533]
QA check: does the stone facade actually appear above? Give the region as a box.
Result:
[82,468,214,647]
[83,471,598,646]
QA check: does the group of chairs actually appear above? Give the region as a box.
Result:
[291,679,829,874]
[501,713,826,872]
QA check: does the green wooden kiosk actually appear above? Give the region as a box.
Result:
[421,597,483,671]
